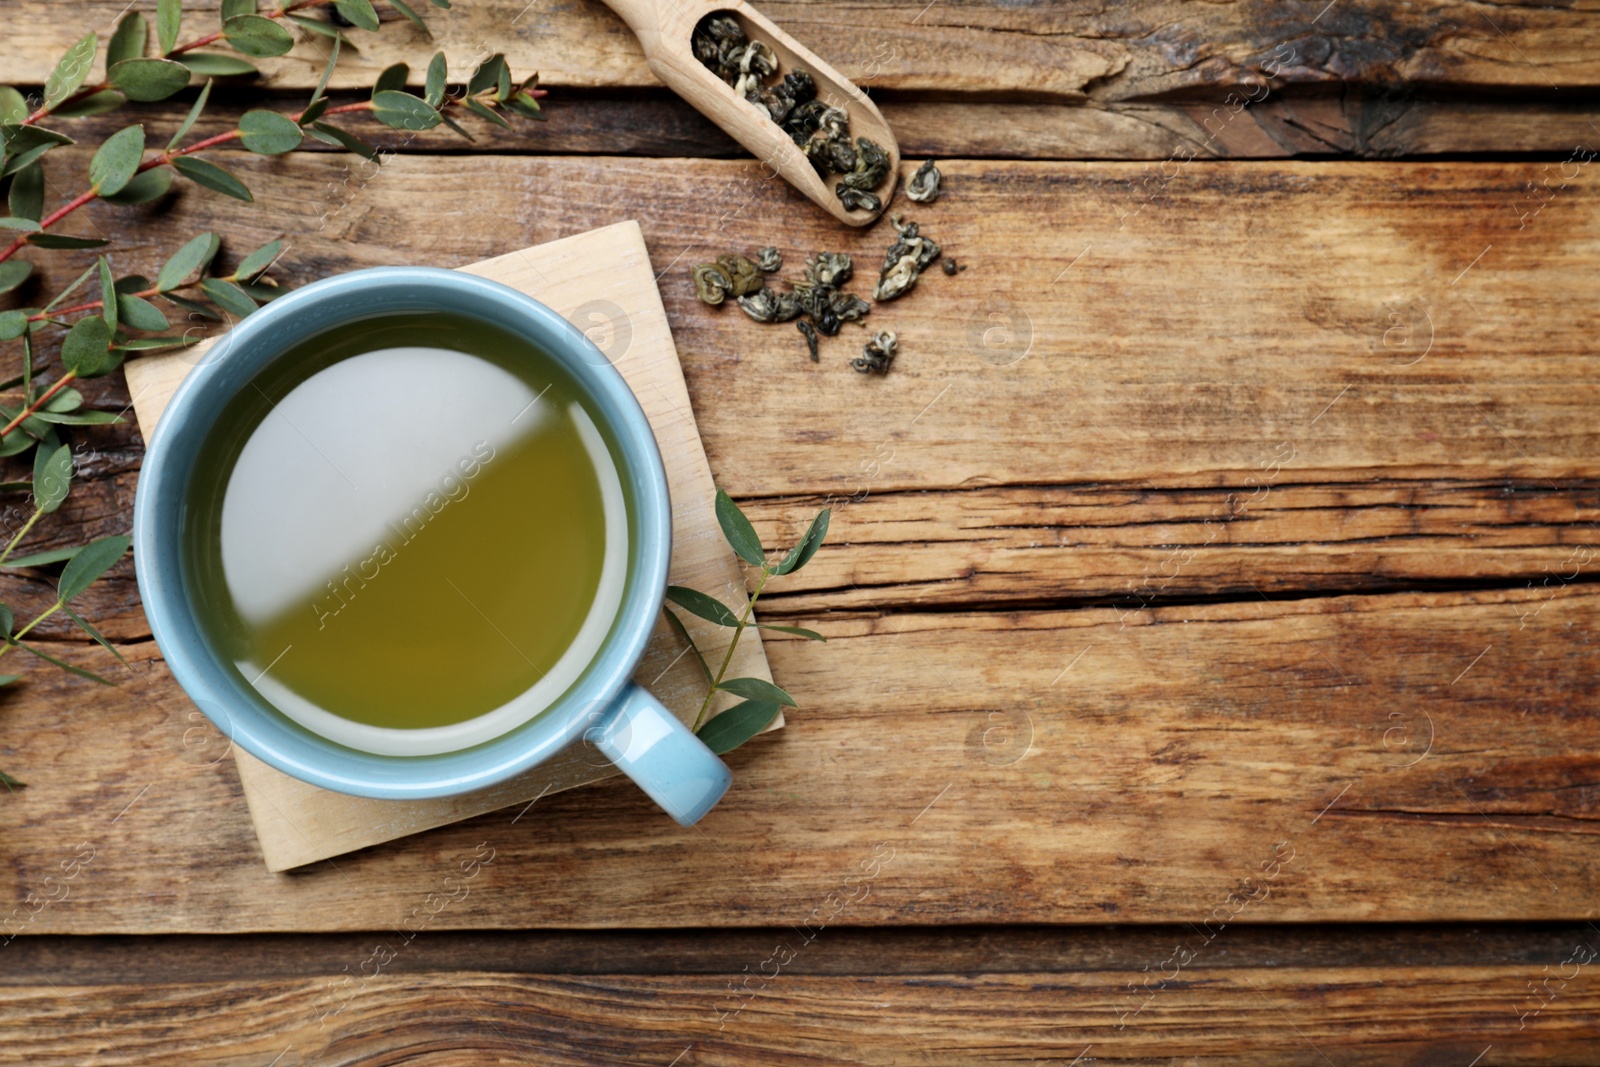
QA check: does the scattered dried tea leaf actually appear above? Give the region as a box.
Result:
[737,287,804,323]
[757,246,782,273]
[874,213,942,302]
[693,261,733,305]
[836,187,881,213]
[797,319,819,362]
[853,330,897,374]
[716,254,763,298]
[907,159,941,203]
[804,252,852,288]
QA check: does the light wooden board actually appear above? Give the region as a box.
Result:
[123,220,778,871]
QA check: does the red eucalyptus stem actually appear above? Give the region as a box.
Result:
[0,371,78,439]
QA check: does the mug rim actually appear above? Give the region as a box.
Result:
[133,266,672,799]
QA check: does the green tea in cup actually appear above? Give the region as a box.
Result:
[181,311,630,756]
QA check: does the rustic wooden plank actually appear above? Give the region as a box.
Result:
[9,0,1600,99]
[7,923,1597,984]
[16,474,1600,633]
[41,89,1600,161]
[4,965,1597,1064]
[10,154,1596,499]
[3,583,1598,932]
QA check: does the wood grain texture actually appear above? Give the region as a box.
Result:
[11,152,1598,498]
[44,89,1600,162]
[3,582,1599,933]
[125,221,781,871]
[9,0,1600,98]
[4,964,1597,1065]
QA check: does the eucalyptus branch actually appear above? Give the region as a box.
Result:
[21,0,336,127]
[665,491,830,755]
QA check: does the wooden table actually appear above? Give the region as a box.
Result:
[6,2,1600,1062]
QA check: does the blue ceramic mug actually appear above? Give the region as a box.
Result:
[133,267,732,825]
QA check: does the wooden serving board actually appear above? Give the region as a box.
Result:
[124,220,778,872]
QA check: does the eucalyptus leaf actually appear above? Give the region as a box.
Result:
[168,79,212,149]
[468,53,505,96]
[0,262,31,296]
[756,623,826,641]
[695,698,782,755]
[388,0,434,36]
[506,91,544,120]
[4,545,83,568]
[0,769,25,791]
[0,218,40,232]
[0,88,26,125]
[97,256,116,331]
[201,278,257,318]
[371,90,440,131]
[61,315,113,378]
[157,0,183,54]
[222,14,295,58]
[374,63,409,95]
[33,443,73,513]
[0,310,27,340]
[117,334,203,349]
[32,410,121,426]
[238,109,302,154]
[287,15,348,40]
[102,166,173,205]
[43,388,84,414]
[52,91,128,118]
[664,607,712,686]
[234,239,283,281]
[178,53,260,77]
[117,293,169,331]
[173,156,253,201]
[237,280,283,302]
[438,111,473,141]
[716,676,797,707]
[299,96,329,125]
[308,121,379,160]
[27,235,108,250]
[108,11,149,66]
[309,34,340,108]
[2,126,74,177]
[161,293,221,321]
[463,96,509,130]
[61,602,133,670]
[665,585,740,627]
[334,0,381,31]
[221,0,258,18]
[424,51,447,107]
[44,33,97,111]
[715,488,765,566]
[157,233,219,291]
[58,534,131,603]
[0,430,40,456]
[773,508,830,575]
[12,639,116,686]
[109,58,191,101]
[431,0,451,7]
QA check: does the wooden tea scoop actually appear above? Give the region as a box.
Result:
[600,0,900,226]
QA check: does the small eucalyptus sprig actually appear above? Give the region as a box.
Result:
[665,489,829,755]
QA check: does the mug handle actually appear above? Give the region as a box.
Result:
[588,682,732,826]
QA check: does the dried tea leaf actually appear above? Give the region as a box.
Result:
[874,213,942,302]
[797,319,818,362]
[852,329,897,375]
[906,159,941,203]
[692,262,732,305]
[736,287,802,323]
[756,246,781,273]
[716,254,762,297]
